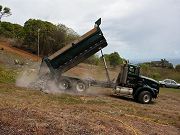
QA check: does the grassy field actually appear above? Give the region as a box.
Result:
[140,66,180,82]
[0,82,180,135]
[0,46,180,134]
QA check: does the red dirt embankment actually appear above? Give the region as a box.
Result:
[0,42,40,62]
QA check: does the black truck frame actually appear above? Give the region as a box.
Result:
[40,18,160,104]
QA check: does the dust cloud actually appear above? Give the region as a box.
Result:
[15,63,60,93]
[16,66,39,88]
[15,63,111,96]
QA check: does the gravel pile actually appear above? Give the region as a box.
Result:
[28,73,52,91]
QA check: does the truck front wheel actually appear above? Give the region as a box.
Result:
[138,91,152,104]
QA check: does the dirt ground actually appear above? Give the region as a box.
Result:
[0,41,180,135]
[0,83,179,135]
[0,41,40,62]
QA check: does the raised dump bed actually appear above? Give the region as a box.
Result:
[42,18,107,75]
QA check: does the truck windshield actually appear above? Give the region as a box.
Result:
[128,65,139,76]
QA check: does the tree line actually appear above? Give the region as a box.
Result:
[0,19,79,55]
[84,52,124,67]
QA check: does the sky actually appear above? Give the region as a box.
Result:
[1,0,180,62]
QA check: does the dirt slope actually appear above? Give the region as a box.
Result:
[0,41,39,62]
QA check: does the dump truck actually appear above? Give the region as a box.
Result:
[40,18,160,104]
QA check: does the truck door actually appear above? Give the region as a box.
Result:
[126,65,139,87]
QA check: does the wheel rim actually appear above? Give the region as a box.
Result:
[76,82,86,92]
[59,80,70,90]
[143,94,150,103]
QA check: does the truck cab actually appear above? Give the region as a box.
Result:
[115,64,160,104]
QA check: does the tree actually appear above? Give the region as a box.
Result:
[23,19,56,55]
[0,21,24,39]
[84,55,100,65]
[108,52,123,67]
[13,23,24,39]
[57,24,79,44]
[23,19,76,56]
[99,52,124,67]
[0,5,11,22]
[0,21,14,37]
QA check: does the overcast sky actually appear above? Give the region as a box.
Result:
[1,0,180,61]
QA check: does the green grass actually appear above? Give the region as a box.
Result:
[0,65,17,83]
[85,99,107,104]
[160,88,180,94]
[141,66,180,82]
[47,93,84,104]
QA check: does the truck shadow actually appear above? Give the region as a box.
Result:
[109,95,135,102]
[108,95,156,104]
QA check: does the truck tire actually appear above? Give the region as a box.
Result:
[75,81,88,93]
[58,78,71,90]
[138,91,152,104]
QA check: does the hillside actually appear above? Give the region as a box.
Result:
[0,41,39,62]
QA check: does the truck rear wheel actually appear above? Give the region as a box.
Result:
[58,78,71,90]
[75,81,88,93]
[138,91,152,104]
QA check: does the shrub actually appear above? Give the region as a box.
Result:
[175,64,180,71]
